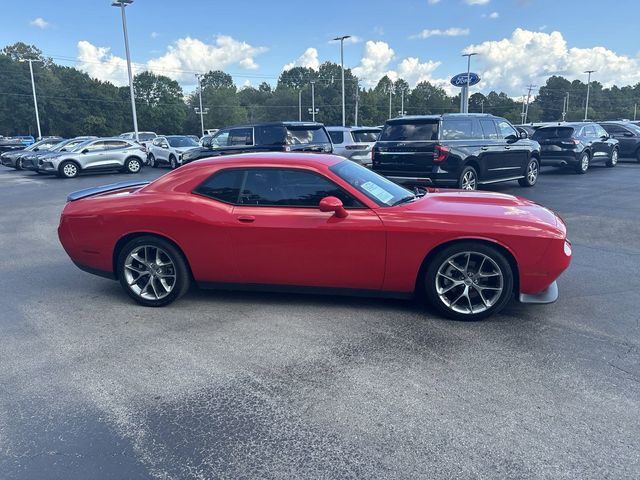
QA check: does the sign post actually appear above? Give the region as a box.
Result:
[450,73,480,113]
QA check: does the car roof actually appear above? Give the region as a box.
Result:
[386,113,502,123]
[185,152,343,169]
[326,126,382,131]
[220,121,326,130]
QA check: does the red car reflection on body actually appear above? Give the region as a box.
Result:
[58,153,571,320]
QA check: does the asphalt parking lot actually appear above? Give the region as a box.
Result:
[1,161,639,479]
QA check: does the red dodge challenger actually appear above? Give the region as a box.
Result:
[58,153,571,320]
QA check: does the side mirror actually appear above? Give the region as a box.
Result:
[33,148,39,151]
[624,131,634,137]
[519,131,528,139]
[81,148,89,154]
[319,196,348,218]
[601,135,609,141]
[505,134,519,142]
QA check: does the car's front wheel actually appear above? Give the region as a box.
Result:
[117,236,190,307]
[124,157,142,174]
[518,157,539,187]
[14,158,23,170]
[424,242,514,321]
[575,152,589,174]
[458,166,478,190]
[148,154,157,168]
[58,160,79,178]
[606,148,618,168]
[169,155,178,170]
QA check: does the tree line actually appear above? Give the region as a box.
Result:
[2,42,640,138]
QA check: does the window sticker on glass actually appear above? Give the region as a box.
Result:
[360,181,394,204]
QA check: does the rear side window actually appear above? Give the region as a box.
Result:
[379,121,438,141]
[441,119,480,140]
[285,126,331,145]
[254,125,285,145]
[105,140,130,149]
[351,130,380,142]
[193,169,244,204]
[583,125,597,137]
[532,127,575,140]
[479,119,498,140]
[229,128,254,146]
[328,131,345,144]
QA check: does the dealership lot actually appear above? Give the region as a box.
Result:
[1,162,639,478]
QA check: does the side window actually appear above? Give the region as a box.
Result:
[584,125,597,138]
[328,131,345,144]
[193,169,244,204]
[105,140,129,150]
[254,125,285,145]
[211,131,229,147]
[202,136,213,148]
[594,125,608,138]
[229,128,254,146]
[239,169,363,208]
[84,141,107,152]
[479,119,498,140]
[441,119,479,140]
[496,120,518,139]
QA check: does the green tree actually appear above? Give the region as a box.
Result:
[134,71,186,133]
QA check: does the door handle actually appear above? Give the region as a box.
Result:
[504,146,511,150]
[237,215,255,223]
[481,146,489,151]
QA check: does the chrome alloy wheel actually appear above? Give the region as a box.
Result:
[63,163,78,177]
[581,155,589,172]
[123,245,176,300]
[527,160,538,184]
[461,170,477,190]
[435,251,504,315]
[128,158,141,173]
[610,149,618,166]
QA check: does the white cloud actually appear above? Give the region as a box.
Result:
[465,28,640,94]
[352,41,395,87]
[282,47,320,71]
[30,17,49,29]
[150,31,160,39]
[465,0,490,5]
[482,11,499,19]
[76,36,268,86]
[411,27,470,39]
[427,0,441,4]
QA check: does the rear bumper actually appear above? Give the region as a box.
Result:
[519,281,558,304]
[540,152,579,166]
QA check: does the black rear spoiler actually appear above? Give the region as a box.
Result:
[67,180,149,202]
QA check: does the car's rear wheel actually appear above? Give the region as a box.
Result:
[124,157,142,174]
[575,152,589,174]
[518,157,539,187]
[148,154,157,168]
[117,236,190,307]
[169,155,178,170]
[424,242,514,321]
[58,160,79,178]
[458,166,478,190]
[635,148,640,163]
[606,148,618,168]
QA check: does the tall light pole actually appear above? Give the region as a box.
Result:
[308,81,318,121]
[112,0,139,142]
[584,70,595,121]
[298,89,302,121]
[388,80,393,119]
[354,86,359,126]
[333,35,351,127]
[461,52,477,113]
[19,59,42,139]
[195,73,206,137]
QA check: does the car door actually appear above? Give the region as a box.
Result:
[103,140,132,167]
[494,119,528,179]
[77,140,109,169]
[229,167,386,290]
[602,124,635,156]
[594,124,614,160]
[584,124,608,163]
[477,119,504,181]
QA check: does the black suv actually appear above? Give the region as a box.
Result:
[181,122,333,164]
[599,121,640,162]
[371,114,541,190]
[532,122,619,174]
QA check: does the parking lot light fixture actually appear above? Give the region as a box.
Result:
[333,35,351,127]
[584,70,595,121]
[112,0,139,143]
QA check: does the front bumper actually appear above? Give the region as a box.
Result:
[519,281,558,304]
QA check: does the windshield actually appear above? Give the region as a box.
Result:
[330,160,415,207]
[352,130,381,143]
[138,133,156,141]
[54,139,87,152]
[167,136,198,147]
[379,120,439,141]
[532,127,575,140]
[70,140,94,152]
[624,123,640,135]
[285,126,330,145]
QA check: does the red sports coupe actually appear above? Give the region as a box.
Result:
[58,153,571,320]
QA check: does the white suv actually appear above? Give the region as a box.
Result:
[326,127,381,167]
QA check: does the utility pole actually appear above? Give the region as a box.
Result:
[298,89,302,121]
[634,103,637,121]
[308,81,318,121]
[461,52,478,113]
[520,95,527,123]
[584,70,595,121]
[400,89,405,117]
[195,74,207,137]
[388,80,393,119]
[19,59,42,139]
[354,89,359,126]
[480,99,484,114]
[333,35,351,127]
[523,84,536,124]
[112,0,139,142]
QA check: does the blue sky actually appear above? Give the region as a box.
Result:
[3,0,640,95]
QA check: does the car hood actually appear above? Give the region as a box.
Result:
[402,189,561,232]
[174,147,195,154]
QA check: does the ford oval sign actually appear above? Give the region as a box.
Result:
[450,72,480,87]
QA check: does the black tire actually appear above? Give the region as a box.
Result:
[148,154,157,168]
[518,157,539,187]
[606,148,618,168]
[458,165,478,190]
[169,155,178,170]
[117,235,190,307]
[58,160,79,178]
[575,152,589,174]
[124,156,142,174]
[635,148,640,163]
[424,242,514,321]
[14,158,23,170]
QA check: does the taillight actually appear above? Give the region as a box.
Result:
[434,145,449,162]
[371,149,376,163]
[561,139,580,146]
